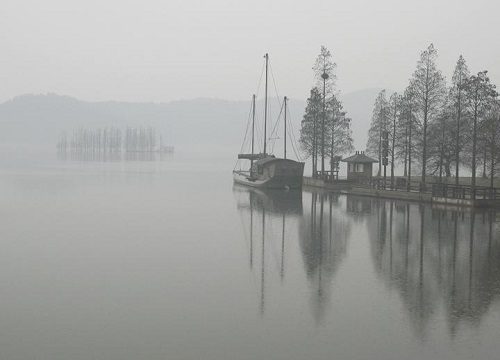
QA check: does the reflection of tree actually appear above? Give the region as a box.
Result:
[299,192,350,324]
[367,200,500,338]
[345,195,373,222]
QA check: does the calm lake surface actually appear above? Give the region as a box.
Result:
[1,153,500,360]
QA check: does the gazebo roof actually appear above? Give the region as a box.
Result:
[341,151,378,163]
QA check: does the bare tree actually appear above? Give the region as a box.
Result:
[300,88,323,176]
[482,101,500,188]
[367,90,389,176]
[388,92,401,188]
[450,55,470,184]
[327,95,354,173]
[409,44,446,187]
[463,71,497,188]
[312,46,337,176]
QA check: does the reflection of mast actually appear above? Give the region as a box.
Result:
[251,94,256,168]
[250,192,254,268]
[281,212,285,281]
[260,207,266,316]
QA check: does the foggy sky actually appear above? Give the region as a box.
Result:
[1,0,499,103]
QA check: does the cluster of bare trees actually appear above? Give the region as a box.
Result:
[124,127,157,152]
[57,126,160,154]
[57,127,123,153]
[300,46,354,178]
[367,44,499,188]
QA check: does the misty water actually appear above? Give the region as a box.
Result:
[2,153,500,360]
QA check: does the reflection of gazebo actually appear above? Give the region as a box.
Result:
[342,151,378,181]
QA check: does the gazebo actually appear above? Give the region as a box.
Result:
[341,151,378,181]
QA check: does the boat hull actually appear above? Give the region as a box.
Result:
[233,159,304,189]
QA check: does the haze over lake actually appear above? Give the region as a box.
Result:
[1,153,499,360]
[3,0,500,358]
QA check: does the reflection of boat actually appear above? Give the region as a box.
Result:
[233,54,304,189]
[233,184,303,315]
[233,184,303,215]
[233,157,305,189]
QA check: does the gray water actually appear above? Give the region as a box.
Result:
[1,153,500,360]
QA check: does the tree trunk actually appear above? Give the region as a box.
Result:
[403,127,408,177]
[408,110,412,191]
[455,95,461,185]
[439,124,444,182]
[312,114,317,177]
[490,132,495,189]
[483,146,487,178]
[378,127,382,177]
[391,104,396,189]
[422,107,428,187]
[330,121,335,175]
[472,106,478,189]
[321,80,326,176]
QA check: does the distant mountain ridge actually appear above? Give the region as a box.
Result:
[0,89,382,152]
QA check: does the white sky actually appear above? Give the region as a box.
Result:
[1,0,498,102]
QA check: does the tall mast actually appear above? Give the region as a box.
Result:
[251,94,256,168]
[263,53,269,155]
[284,96,287,159]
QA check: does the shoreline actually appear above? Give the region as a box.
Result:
[302,176,500,208]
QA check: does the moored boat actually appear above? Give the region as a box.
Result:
[233,54,304,189]
[233,156,304,189]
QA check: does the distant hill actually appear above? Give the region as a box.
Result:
[0,89,382,153]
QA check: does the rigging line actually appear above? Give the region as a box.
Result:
[269,65,285,144]
[254,117,264,153]
[287,112,301,157]
[239,59,265,163]
[288,122,302,161]
[240,99,255,151]
[255,60,266,100]
[269,62,283,110]
[269,100,284,144]
[234,100,255,170]
[286,105,303,161]
[288,123,301,161]
[286,118,297,155]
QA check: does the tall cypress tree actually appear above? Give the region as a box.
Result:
[409,44,446,187]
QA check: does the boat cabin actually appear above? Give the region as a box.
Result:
[250,156,303,179]
[341,151,378,181]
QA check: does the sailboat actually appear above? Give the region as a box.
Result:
[233,54,305,189]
